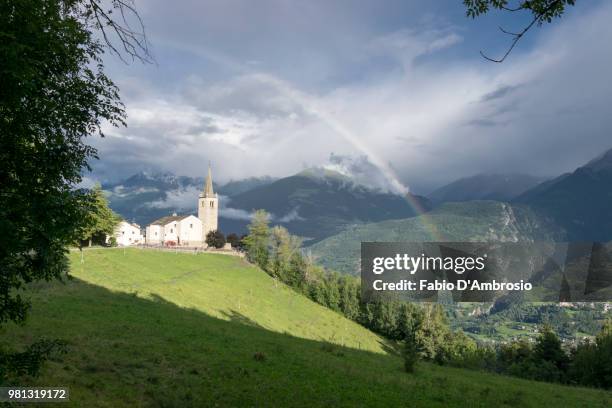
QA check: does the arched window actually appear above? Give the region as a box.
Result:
[210,201,214,208]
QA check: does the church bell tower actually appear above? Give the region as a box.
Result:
[198,164,218,242]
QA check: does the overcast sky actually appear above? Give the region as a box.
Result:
[91,0,612,194]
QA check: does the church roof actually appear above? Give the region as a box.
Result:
[149,214,193,226]
[204,165,214,197]
[119,220,140,229]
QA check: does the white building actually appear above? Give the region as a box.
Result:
[145,165,219,247]
[146,214,203,246]
[114,221,144,246]
[145,223,163,245]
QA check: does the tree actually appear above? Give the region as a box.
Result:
[532,325,569,381]
[569,319,612,388]
[206,230,226,249]
[268,226,301,281]
[437,331,479,368]
[287,252,308,290]
[464,0,577,62]
[243,210,270,269]
[395,303,422,342]
[0,0,148,377]
[571,320,612,388]
[77,185,121,247]
[498,339,533,371]
[414,304,451,360]
[569,339,598,387]
[321,273,341,311]
[592,319,612,388]
[225,233,241,250]
[337,276,360,320]
[1,0,121,326]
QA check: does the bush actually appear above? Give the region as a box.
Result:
[403,339,419,373]
[205,230,226,249]
[568,340,598,386]
[320,342,345,357]
[533,326,569,374]
[253,352,266,362]
[497,340,533,372]
[569,320,612,388]
[0,339,67,383]
[497,326,569,384]
[508,359,564,383]
[226,233,242,249]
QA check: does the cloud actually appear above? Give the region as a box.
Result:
[367,27,463,68]
[464,118,508,128]
[218,195,254,220]
[321,153,401,193]
[479,84,522,102]
[91,1,612,195]
[276,208,304,223]
[219,205,305,223]
[147,186,199,209]
[220,207,254,221]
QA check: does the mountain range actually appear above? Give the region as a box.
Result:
[429,174,546,205]
[310,147,612,274]
[102,172,277,228]
[104,146,612,248]
[102,168,430,242]
[514,148,612,241]
[222,168,430,242]
[309,201,564,275]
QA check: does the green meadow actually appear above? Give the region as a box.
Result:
[1,248,610,407]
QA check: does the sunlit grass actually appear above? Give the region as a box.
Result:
[1,249,609,406]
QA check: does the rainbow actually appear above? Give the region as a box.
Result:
[167,45,444,241]
[255,74,445,242]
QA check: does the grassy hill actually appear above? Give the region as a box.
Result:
[309,201,564,275]
[2,249,610,407]
[62,249,384,351]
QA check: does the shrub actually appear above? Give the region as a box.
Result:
[205,230,226,249]
[0,339,67,381]
[403,339,419,373]
[568,340,598,386]
[225,233,242,249]
[569,320,612,388]
[320,342,345,357]
[253,352,266,362]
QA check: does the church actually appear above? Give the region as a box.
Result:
[144,166,219,246]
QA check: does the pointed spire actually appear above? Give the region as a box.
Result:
[204,163,214,196]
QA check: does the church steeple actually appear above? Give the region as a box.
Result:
[204,164,214,197]
[198,163,219,243]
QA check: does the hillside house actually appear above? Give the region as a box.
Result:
[115,221,144,246]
